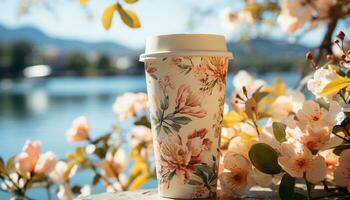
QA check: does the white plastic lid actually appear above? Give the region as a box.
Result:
[139,34,233,61]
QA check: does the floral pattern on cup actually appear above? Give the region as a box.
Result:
[144,56,228,198]
[156,129,217,197]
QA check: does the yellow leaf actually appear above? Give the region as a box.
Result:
[124,0,138,4]
[320,77,350,96]
[101,3,117,30]
[265,79,286,97]
[129,172,153,190]
[130,161,148,179]
[76,147,86,163]
[116,3,141,28]
[79,0,89,5]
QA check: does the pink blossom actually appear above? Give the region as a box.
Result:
[334,149,350,189]
[66,116,90,142]
[278,142,327,183]
[319,150,339,174]
[16,140,41,174]
[175,84,207,118]
[277,0,312,33]
[113,93,148,120]
[286,126,331,150]
[35,151,58,175]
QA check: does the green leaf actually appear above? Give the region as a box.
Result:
[320,77,350,96]
[164,113,175,120]
[135,116,151,128]
[333,144,350,155]
[163,126,172,134]
[116,3,141,28]
[92,174,101,186]
[156,124,161,135]
[194,168,207,184]
[306,180,315,198]
[188,179,202,185]
[197,164,213,175]
[172,116,192,125]
[170,123,181,132]
[249,143,282,175]
[293,193,307,200]
[279,173,296,200]
[124,0,138,4]
[272,122,287,143]
[168,170,176,182]
[6,156,16,173]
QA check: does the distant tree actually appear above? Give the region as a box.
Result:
[96,54,114,74]
[67,53,89,76]
[9,41,33,78]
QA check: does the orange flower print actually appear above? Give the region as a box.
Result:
[158,128,212,185]
[195,57,228,95]
[175,84,207,118]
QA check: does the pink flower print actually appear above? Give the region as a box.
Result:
[158,75,175,94]
[192,185,209,198]
[175,84,207,118]
[159,135,198,183]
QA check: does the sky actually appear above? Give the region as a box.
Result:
[0,0,328,50]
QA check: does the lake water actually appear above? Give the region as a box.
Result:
[0,73,299,199]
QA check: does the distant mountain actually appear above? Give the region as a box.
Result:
[0,25,134,56]
[228,38,309,59]
[227,38,310,73]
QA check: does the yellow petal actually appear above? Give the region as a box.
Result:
[101,3,117,30]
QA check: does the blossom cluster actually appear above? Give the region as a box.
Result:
[220,0,350,34]
[219,31,350,199]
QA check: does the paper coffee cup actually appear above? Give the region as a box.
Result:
[140,34,233,199]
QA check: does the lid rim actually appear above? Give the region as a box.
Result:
[139,50,234,62]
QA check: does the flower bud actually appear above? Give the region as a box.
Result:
[326,54,334,61]
[306,51,313,60]
[337,31,345,40]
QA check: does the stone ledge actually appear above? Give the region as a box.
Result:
[76,187,280,200]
